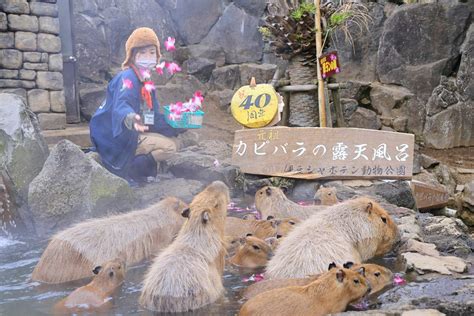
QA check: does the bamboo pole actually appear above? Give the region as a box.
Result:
[315,0,326,127]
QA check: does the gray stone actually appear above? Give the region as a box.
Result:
[209,65,241,90]
[27,89,50,112]
[0,12,7,31]
[28,140,137,237]
[0,69,18,79]
[0,32,14,49]
[457,24,474,101]
[175,44,226,68]
[36,71,63,90]
[346,107,382,130]
[402,252,467,275]
[341,98,358,119]
[48,54,62,71]
[23,52,41,62]
[37,113,66,130]
[0,88,26,100]
[37,33,61,53]
[392,117,408,132]
[19,69,35,80]
[135,178,205,207]
[377,4,471,101]
[50,90,65,113]
[74,0,99,15]
[23,62,47,71]
[202,4,264,64]
[1,0,30,14]
[458,180,474,227]
[79,83,106,121]
[0,79,34,89]
[426,77,460,116]
[97,0,116,10]
[14,31,36,51]
[370,82,414,117]
[234,0,267,17]
[207,89,235,110]
[0,93,49,230]
[40,52,48,63]
[39,16,60,35]
[183,58,216,82]
[7,14,38,32]
[360,180,416,209]
[155,74,207,107]
[29,2,58,17]
[420,154,439,169]
[240,63,277,86]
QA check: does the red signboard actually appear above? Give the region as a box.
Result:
[319,51,341,79]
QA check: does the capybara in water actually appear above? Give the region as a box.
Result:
[272,217,300,239]
[265,197,399,279]
[239,267,371,316]
[255,186,326,220]
[139,181,229,313]
[32,197,188,284]
[242,262,392,300]
[313,186,338,205]
[53,259,125,314]
[229,236,276,268]
[226,216,277,240]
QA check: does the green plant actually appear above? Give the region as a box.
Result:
[290,2,315,21]
[258,26,272,39]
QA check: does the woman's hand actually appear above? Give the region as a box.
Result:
[133,114,149,132]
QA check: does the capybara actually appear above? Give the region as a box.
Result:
[255,186,326,220]
[139,181,230,313]
[229,236,276,268]
[239,267,371,316]
[32,197,188,284]
[226,216,277,240]
[313,186,338,205]
[242,262,392,300]
[265,197,399,279]
[53,259,125,314]
[273,217,300,239]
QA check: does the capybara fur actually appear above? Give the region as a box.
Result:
[239,267,370,316]
[32,197,188,284]
[255,186,326,220]
[265,197,399,279]
[273,217,300,239]
[139,181,229,313]
[226,216,277,240]
[242,262,392,300]
[229,236,275,268]
[53,259,125,314]
[314,186,338,205]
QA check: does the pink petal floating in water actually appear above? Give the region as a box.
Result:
[164,37,176,52]
[242,273,265,283]
[121,78,133,91]
[393,274,406,285]
[156,62,165,75]
[165,62,181,75]
[350,299,369,311]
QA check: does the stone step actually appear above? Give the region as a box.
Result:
[41,123,91,149]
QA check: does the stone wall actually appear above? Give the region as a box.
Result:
[0,0,66,130]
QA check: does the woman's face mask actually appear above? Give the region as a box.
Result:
[134,46,158,69]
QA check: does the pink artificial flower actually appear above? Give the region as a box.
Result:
[168,112,182,121]
[393,274,406,285]
[242,273,265,283]
[164,37,176,52]
[140,68,151,80]
[193,90,204,103]
[144,81,155,92]
[155,62,165,75]
[170,102,183,114]
[121,78,133,91]
[165,62,181,75]
[213,159,220,167]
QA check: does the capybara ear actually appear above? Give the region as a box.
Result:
[270,220,277,229]
[365,202,373,214]
[202,211,210,224]
[265,187,272,196]
[92,266,102,275]
[328,262,337,270]
[357,267,366,277]
[181,208,190,218]
[314,183,321,191]
[266,215,274,220]
[265,237,278,248]
[336,269,345,283]
[343,261,355,269]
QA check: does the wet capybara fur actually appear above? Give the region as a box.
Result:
[313,186,338,205]
[139,181,230,313]
[226,216,277,240]
[265,197,399,279]
[32,197,188,284]
[229,236,275,268]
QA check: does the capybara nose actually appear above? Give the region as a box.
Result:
[276,234,283,239]
[366,285,372,294]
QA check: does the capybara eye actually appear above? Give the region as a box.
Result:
[267,215,274,220]
[289,221,295,225]
[353,279,360,284]
[374,272,381,277]
[328,193,332,196]
[109,271,114,278]
[252,245,260,251]
[246,233,253,237]
[381,217,387,224]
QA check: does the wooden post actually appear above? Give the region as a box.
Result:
[315,0,326,127]
[332,86,346,127]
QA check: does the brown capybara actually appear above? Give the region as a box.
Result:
[265,197,399,279]
[32,197,188,284]
[226,216,277,240]
[313,186,338,205]
[242,262,392,300]
[139,181,230,313]
[255,186,326,220]
[229,236,276,268]
[53,259,125,314]
[272,217,300,239]
[239,267,371,316]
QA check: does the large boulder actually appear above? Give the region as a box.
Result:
[458,180,474,226]
[377,3,471,101]
[155,74,207,106]
[78,83,107,121]
[28,140,137,237]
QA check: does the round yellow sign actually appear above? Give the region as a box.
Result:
[230,83,279,128]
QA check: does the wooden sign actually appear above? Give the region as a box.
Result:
[410,181,449,210]
[230,78,279,128]
[232,127,415,179]
[319,51,341,79]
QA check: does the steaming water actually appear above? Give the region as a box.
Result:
[0,199,405,316]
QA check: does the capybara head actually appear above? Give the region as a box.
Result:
[273,217,300,239]
[313,187,338,205]
[161,196,189,216]
[343,262,393,294]
[230,236,274,268]
[253,220,278,239]
[91,259,125,289]
[329,268,371,303]
[255,186,287,211]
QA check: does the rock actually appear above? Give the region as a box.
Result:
[38,16,59,35]
[239,63,277,85]
[0,79,34,89]
[0,32,14,48]
[458,181,474,226]
[175,44,226,68]
[209,65,241,90]
[23,62,47,71]
[183,58,216,82]
[50,90,65,113]
[28,140,137,237]
[29,2,58,17]
[402,252,466,275]
[0,93,49,230]
[0,69,18,79]
[100,7,130,66]
[341,98,358,119]
[134,178,205,207]
[290,181,319,201]
[432,164,457,195]
[19,69,35,80]
[402,311,445,316]
[0,49,22,69]
[37,33,61,53]
[14,31,36,51]
[48,54,62,72]
[7,14,38,32]
[398,215,422,238]
[339,81,371,101]
[168,0,224,45]
[361,180,416,209]
[345,107,382,130]
[0,88,26,100]
[23,52,41,62]
[457,23,474,101]
[155,74,206,106]
[27,89,50,113]
[202,4,263,64]
[377,4,471,101]
[207,89,234,109]
[234,0,267,17]
[79,83,106,121]
[420,154,439,169]
[37,113,66,130]
[370,82,414,118]
[36,71,63,90]
[1,0,30,14]
[0,13,6,31]
[402,239,440,257]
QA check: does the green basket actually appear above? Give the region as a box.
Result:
[163,105,204,129]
